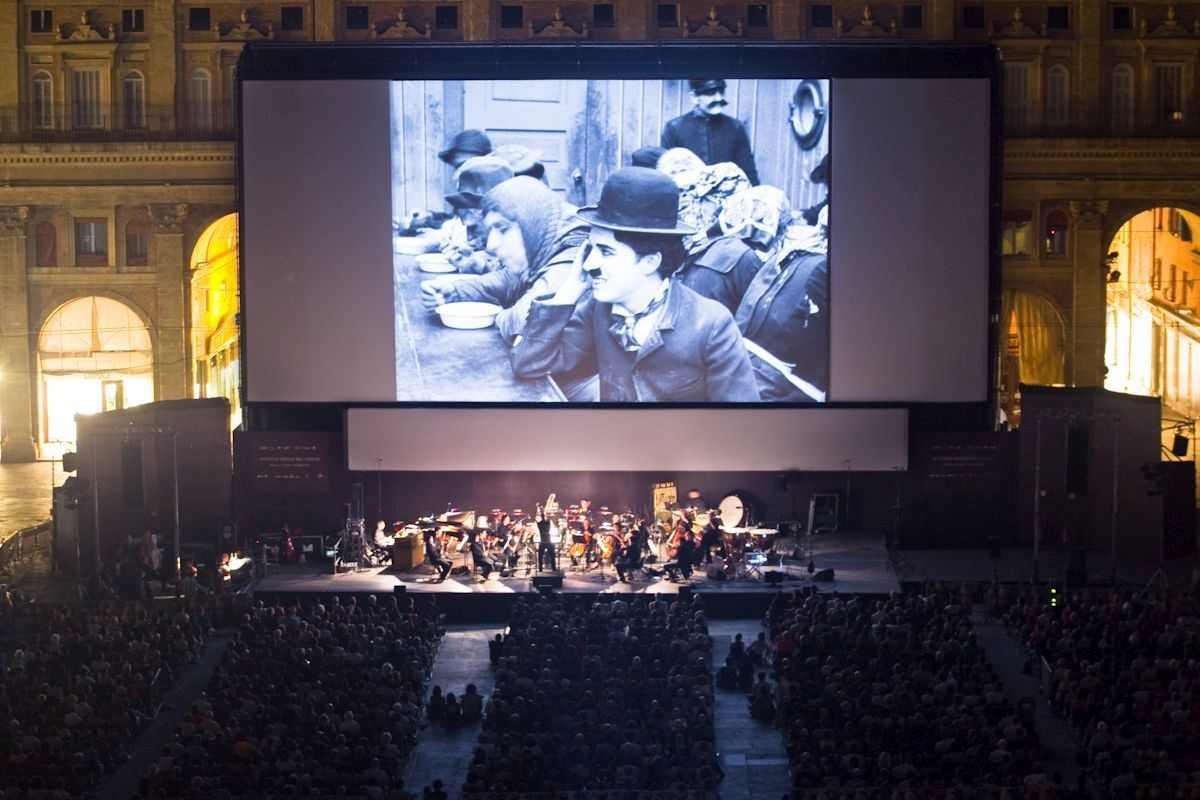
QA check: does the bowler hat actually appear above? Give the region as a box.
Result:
[438,129,493,165]
[688,78,727,95]
[576,167,695,235]
[445,157,514,209]
[491,144,546,180]
[631,145,666,169]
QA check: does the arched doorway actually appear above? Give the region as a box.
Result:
[189,213,241,430]
[997,290,1067,428]
[1105,206,1200,447]
[38,296,154,456]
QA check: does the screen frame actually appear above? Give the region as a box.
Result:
[236,42,1001,420]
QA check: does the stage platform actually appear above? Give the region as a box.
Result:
[251,531,898,620]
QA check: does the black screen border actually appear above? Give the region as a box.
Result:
[236,42,1001,426]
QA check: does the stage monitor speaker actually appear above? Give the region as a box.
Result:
[532,574,563,591]
[764,571,785,585]
[392,585,406,595]
[1172,433,1190,457]
[678,586,694,601]
[1066,423,1089,496]
[813,567,835,582]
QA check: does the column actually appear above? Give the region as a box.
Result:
[1069,200,1109,387]
[149,0,178,133]
[149,204,190,401]
[0,207,37,462]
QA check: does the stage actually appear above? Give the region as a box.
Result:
[250,531,898,619]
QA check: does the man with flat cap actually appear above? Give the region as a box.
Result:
[512,167,760,402]
[441,156,513,273]
[438,129,493,169]
[661,79,759,185]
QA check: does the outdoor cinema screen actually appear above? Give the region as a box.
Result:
[239,47,993,407]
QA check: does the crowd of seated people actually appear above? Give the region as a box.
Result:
[462,593,721,799]
[996,585,1200,795]
[136,594,443,800]
[765,589,1054,797]
[0,599,213,799]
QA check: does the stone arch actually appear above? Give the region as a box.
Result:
[188,212,241,428]
[36,295,156,452]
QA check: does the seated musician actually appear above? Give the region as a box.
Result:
[699,509,724,565]
[465,527,495,580]
[423,528,452,582]
[374,520,395,549]
[664,526,697,582]
[615,531,642,583]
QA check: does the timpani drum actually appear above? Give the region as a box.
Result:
[718,492,754,528]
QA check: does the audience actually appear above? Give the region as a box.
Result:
[0,599,212,799]
[765,589,1050,796]
[137,593,442,800]
[462,593,721,798]
[996,584,1200,795]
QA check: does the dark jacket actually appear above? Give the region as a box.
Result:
[674,236,763,315]
[661,108,759,185]
[512,282,760,402]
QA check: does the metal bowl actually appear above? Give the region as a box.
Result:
[416,252,456,273]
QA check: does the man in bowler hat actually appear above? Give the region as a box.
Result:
[661,79,759,185]
[512,167,760,402]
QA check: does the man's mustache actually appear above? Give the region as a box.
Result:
[707,99,729,108]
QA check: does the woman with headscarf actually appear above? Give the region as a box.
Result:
[655,148,761,314]
[420,176,588,343]
[722,185,829,401]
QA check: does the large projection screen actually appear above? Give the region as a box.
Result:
[240,46,994,408]
[347,406,908,472]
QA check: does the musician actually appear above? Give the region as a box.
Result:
[536,504,556,572]
[374,520,395,549]
[699,509,725,565]
[684,488,709,512]
[614,531,640,583]
[423,529,453,582]
[465,527,495,580]
[500,518,523,571]
[664,529,696,582]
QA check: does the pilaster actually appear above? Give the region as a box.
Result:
[463,0,493,41]
[313,0,337,41]
[927,0,957,40]
[0,207,38,463]
[1068,199,1109,388]
[150,0,179,133]
[771,0,801,40]
[1076,0,1102,131]
[149,203,189,401]
[0,0,19,136]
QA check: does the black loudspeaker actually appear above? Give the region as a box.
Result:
[1066,423,1089,496]
[531,574,563,591]
[1172,433,1190,458]
[1066,547,1087,587]
[120,440,144,508]
[678,586,694,601]
[764,571,785,585]
[813,567,835,582]
[393,585,407,595]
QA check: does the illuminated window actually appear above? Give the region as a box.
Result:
[1152,258,1162,290]
[1169,209,1193,242]
[1002,213,1033,256]
[1044,209,1069,257]
[75,219,108,265]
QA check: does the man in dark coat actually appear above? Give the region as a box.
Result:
[673,234,763,314]
[661,79,759,185]
[512,168,760,403]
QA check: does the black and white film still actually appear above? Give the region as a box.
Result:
[391,78,830,404]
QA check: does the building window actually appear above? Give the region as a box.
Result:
[1154,63,1185,126]
[188,7,211,31]
[1003,61,1032,133]
[902,4,923,29]
[31,71,53,130]
[656,3,677,27]
[592,3,615,27]
[1001,213,1033,256]
[501,5,524,28]
[1045,65,1070,128]
[747,4,768,27]
[35,221,57,266]
[345,5,369,29]
[810,4,833,28]
[122,8,145,32]
[72,69,103,130]
[190,68,212,132]
[1152,258,1163,290]
[1111,64,1135,132]
[1112,6,1132,30]
[281,6,304,31]
[1170,209,1194,242]
[123,72,146,129]
[30,9,54,33]
[1044,209,1070,257]
[75,219,108,265]
[436,5,459,29]
[962,5,984,29]
[125,221,149,266]
[1167,264,1178,302]
[1046,5,1069,30]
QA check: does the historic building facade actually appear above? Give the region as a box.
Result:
[1,0,1198,460]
